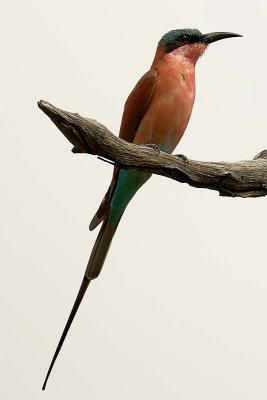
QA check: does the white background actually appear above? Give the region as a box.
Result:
[1,1,267,399]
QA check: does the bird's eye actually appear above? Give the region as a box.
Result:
[181,35,187,40]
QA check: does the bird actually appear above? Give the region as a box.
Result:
[42,28,241,390]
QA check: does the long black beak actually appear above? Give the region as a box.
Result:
[201,32,242,44]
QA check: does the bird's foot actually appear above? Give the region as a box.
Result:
[145,143,160,154]
[175,154,189,163]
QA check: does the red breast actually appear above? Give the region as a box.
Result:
[134,43,206,152]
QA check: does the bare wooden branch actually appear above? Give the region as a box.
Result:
[38,100,267,198]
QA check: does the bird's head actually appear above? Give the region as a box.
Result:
[159,28,242,64]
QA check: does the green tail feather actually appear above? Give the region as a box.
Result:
[42,216,120,390]
[85,216,120,279]
[42,169,151,390]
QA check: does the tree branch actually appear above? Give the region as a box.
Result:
[38,100,267,198]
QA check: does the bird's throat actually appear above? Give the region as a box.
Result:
[170,43,207,65]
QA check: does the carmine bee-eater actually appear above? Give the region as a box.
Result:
[42,28,241,389]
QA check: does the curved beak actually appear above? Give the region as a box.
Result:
[201,32,242,44]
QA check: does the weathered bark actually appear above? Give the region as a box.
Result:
[38,100,267,198]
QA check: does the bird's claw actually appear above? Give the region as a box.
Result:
[145,143,160,154]
[175,154,189,163]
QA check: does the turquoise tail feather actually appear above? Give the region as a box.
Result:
[86,169,151,278]
[109,169,151,224]
[85,170,151,280]
[42,169,150,389]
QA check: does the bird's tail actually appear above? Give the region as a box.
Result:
[42,169,151,390]
[42,213,120,390]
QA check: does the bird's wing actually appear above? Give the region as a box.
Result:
[119,69,158,141]
[89,69,157,230]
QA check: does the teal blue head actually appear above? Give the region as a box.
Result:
[160,28,242,53]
